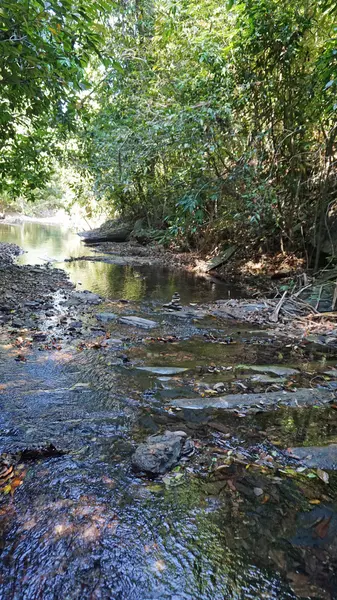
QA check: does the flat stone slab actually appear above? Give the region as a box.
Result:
[171,388,335,411]
[237,364,299,377]
[324,369,337,377]
[119,316,158,329]
[136,366,188,376]
[250,374,286,384]
[289,445,337,470]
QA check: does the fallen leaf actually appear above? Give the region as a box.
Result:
[10,477,24,494]
[309,499,321,505]
[317,468,329,484]
[153,559,166,573]
[227,479,236,492]
[315,516,332,539]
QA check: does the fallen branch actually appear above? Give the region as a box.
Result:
[269,291,287,323]
[309,312,337,319]
[332,281,337,310]
[315,285,323,311]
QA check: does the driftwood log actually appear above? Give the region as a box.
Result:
[80,226,132,245]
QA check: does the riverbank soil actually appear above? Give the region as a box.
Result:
[1,237,337,599]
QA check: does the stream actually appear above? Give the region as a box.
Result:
[1,221,337,600]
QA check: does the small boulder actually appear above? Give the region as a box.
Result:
[132,430,193,475]
[213,382,225,392]
[104,338,124,347]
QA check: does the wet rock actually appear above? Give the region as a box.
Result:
[163,292,183,311]
[136,366,188,375]
[19,443,66,460]
[119,316,158,329]
[96,312,117,322]
[291,505,337,548]
[213,382,225,392]
[250,374,286,384]
[63,291,101,306]
[132,430,194,475]
[289,445,337,469]
[11,320,24,329]
[68,321,83,330]
[171,388,335,412]
[0,305,12,313]
[238,365,299,377]
[24,301,40,308]
[0,242,22,265]
[324,369,337,377]
[105,338,124,347]
[32,332,48,342]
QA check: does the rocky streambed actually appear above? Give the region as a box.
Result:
[1,237,337,599]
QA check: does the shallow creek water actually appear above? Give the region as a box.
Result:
[1,223,337,599]
[0,221,237,302]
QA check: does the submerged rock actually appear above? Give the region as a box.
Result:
[105,337,123,347]
[119,315,158,329]
[135,366,187,375]
[171,388,335,412]
[289,445,337,470]
[238,364,299,377]
[132,430,194,475]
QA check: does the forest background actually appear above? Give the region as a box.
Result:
[0,0,336,268]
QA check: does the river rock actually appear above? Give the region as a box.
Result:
[96,312,117,322]
[119,316,157,329]
[68,320,83,330]
[63,291,102,306]
[136,366,187,375]
[238,365,299,377]
[171,388,335,412]
[131,430,194,475]
[289,445,337,469]
[0,242,22,265]
[213,382,225,392]
[324,369,337,377]
[105,337,124,347]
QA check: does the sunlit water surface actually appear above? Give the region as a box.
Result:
[0,222,333,600]
[0,221,241,302]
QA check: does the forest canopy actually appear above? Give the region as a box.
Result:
[0,0,336,262]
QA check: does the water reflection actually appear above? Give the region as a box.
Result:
[0,222,241,302]
[1,221,329,599]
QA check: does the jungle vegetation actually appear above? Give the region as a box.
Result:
[1,0,336,263]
